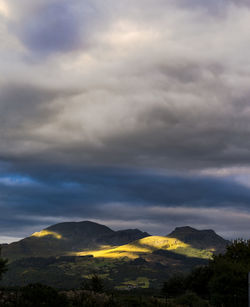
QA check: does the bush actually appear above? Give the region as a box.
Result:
[162,240,250,307]
[17,283,69,307]
[81,274,104,293]
[208,240,250,307]
[162,274,186,298]
[175,292,210,307]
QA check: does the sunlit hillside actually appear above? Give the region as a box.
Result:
[31,230,62,240]
[76,236,212,259]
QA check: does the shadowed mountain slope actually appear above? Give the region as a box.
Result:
[97,229,150,246]
[167,226,230,254]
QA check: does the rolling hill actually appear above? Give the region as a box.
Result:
[76,236,212,259]
[0,221,230,289]
[2,221,149,261]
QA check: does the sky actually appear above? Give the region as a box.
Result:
[0,0,250,243]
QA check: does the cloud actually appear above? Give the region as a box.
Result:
[0,168,249,241]
[0,0,250,240]
[91,204,250,239]
[1,1,250,170]
[1,204,250,242]
[177,0,250,14]
[19,2,82,54]
[4,0,102,56]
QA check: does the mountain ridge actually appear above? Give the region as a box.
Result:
[1,221,150,261]
[167,226,230,254]
[1,221,229,261]
[0,221,231,289]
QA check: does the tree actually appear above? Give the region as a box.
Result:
[186,266,212,299]
[208,240,250,307]
[90,274,104,293]
[81,274,104,293]
[162,274,186,298]
[162,240,250,306]
[18,283,69,307]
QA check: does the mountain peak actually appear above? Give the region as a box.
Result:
[172,226,216,234]
[173,226,197,232]
[45,220,114,243]
[168,226,229,253]
[47,220,113,233]
[2,221,149,260]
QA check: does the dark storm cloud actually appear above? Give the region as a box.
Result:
[0,168,250,240]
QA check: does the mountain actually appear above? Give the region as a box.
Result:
[0,222,231,289]
[97,229,150,246]
[167,226,230,254]
[2,221,149,261]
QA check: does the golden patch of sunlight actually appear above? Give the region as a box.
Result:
[31,230,62,240]
[76,236,189,259]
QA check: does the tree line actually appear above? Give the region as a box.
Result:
[162,239,250,306]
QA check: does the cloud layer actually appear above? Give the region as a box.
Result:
[0,168,249,240]
[0,0,250,241]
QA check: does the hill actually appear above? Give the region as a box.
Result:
[0,221,230,289]
[2,221,149,261]
[76,236,212,259]
[167,226,229,254]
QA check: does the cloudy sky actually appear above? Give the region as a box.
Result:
[0,0,250,243]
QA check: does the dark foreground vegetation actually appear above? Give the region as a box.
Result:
[0,240,249,306]
[163,239,250,307]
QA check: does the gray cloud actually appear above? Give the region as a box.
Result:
[1,204,250,242]
[0,84,58,127]
[0,168,249,242]
[19,2,82,54]
[5,0,117,57]
[6,0,100,55]
[91,204,250,239]
[2,59,250,171]
[0,0,250,240]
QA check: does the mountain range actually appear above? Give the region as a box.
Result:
[1,221,150,261]
[0,221,230,289]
